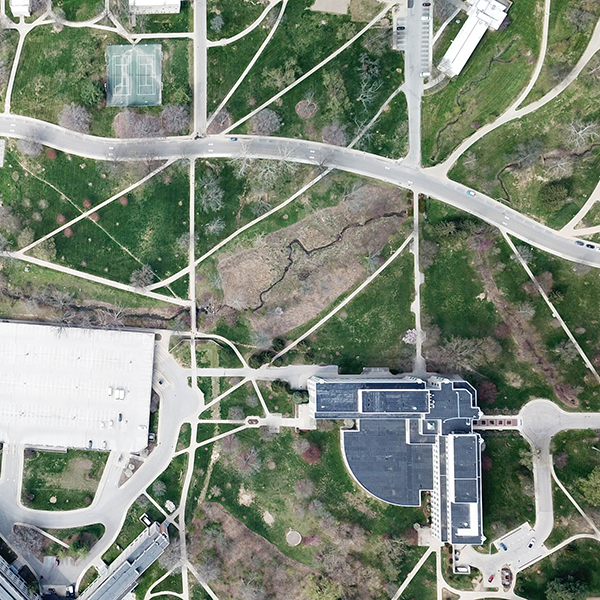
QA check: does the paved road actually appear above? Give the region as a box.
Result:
[0,116,598,270]
[457,400,600,587]
[193,0,207,135]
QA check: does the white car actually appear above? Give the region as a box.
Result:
[467,190,476,196]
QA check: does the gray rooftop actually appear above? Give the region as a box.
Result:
[343,420,433,506]
[0,556,39,600]
[309,374,485,546]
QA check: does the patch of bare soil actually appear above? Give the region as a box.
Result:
[295,99,318,119]
[207,109,232,135]
[473,240,579,407]
[188,502,315,600]
[215,184,408,336]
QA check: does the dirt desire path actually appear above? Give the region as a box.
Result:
[472,239,579,407]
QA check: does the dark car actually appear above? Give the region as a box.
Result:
[576,240,584,246]
[397,25,406,30]
[586,244,595,249]
[499,542,507,551]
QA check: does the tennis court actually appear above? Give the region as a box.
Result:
[106,44,163,107]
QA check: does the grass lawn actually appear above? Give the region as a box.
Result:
[147,454,188,508]
[185,445,214,524]
[203,426,427,588]
[399,552,437,600]
[218,0,364,123]
[420,200,586,410]
[79,566,99,592]
[207,21,271,112]
[12,28,191,136]
[170,336,192,368]
[229,27,405,148]
[360,92,409,159]
[46,524,105,559]
[53,0,103,20]
[516,539,600,600]
[22,449,108,511]
[287,249,415,374]
[0,30,18,112]
[153,572,183,594]
[135,562,167,600]
[449,63,600,229]
[422,0,542,166]
[480,433,535,543]
[177,423,192,451]
[258,381,295,416]
[207,0,267,41]
[551,429,600,511]
[523,0,600,104]
[545,483,585,548]
[206,380,264,419]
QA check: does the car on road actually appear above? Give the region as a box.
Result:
[488,575,495,583]
[499,542,507,551]
[397,25,405,30]
[230,137,238,141]
[55,558,60,567]
[528,538,536,549]
[467,190,476,196]
[576,240,584,246]
[586,243,595,249]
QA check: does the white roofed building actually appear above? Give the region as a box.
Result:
[129,0,181,14]
[439,0,511,78]
[0,322,155,453]
[9,0,30,17]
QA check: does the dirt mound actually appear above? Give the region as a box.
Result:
[295,99,317,119]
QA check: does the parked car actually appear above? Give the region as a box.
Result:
[467,190,476,196]
[499,542,507,551]
[488,575,495,583]
[576,240,584,246]
[528,538,536,549]
[55,558,60,567]
[586,243,595,249]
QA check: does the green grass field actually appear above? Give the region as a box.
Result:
[481,433,535,543]
[198,425,427,591]
[422,0,542,166]
[399,552,436,600]
[449,63,600,229]
[523,0,600,104]
[207,0,267,41]
[147,453,188,508]
[22,449,108,511]
[52,0,103,20]
[516,539,600,600]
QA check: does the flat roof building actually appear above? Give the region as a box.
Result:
[0,322,155,453]
[9,0,30,17]
[80,523,169,600]
[439,0,511,78]
[0,554,39,600]
[308,374,485,545]
[129,0,181,14]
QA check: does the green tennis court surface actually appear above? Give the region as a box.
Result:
[106,44,163,107]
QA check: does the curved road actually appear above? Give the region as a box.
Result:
[1,115,598,272]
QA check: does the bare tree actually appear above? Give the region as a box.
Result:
[197,173,224,212]
[205,218,225,235]
[196,557,221,583]
[514,139,544,169]
[151,480,167,498]
[130,264,154,288]
[294,478,314,499]
[95,306,125,328]
[161,104,190,134]
[236,446,261,476]
[17,139,43,157]
[566,119,599,150]
[568,7,594,32]
[322,123,347,146]
[59,103,92,134]
[554,339,579,364]
[113,110,161,138]
[252,109,281,136]
[210,14,224,33]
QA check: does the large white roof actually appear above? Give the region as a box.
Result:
[9,0,30,17]
[0,322,155,453]
[129,0,181,14]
